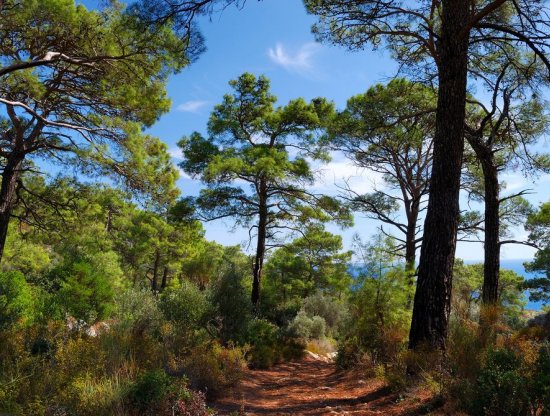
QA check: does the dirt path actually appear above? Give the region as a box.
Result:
[213,354,444,416]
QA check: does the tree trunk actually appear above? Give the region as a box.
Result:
[405,201,419,309]
[409,0,470,351]
[161,266,169,291]
[0,155,24,263]
[405,219,417,308]
[251,180,267,311]
[467,143,501,305]
[151,249,160,292]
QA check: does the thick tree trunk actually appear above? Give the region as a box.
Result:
[409,0,470,350]
[251,180,267,311]
[0,156,24,263]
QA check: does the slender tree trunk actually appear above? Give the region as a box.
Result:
[405,219,417,308]
[409,1,470,350]
[251,180,267,311]
[151,249,160,292]
[467,144,501,305]
[0,155,24,263]
[161,266,169,291]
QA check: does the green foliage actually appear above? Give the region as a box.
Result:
[160,280,211,334]
[112,288,164,335]
[302,291,349,337]
[288,310,327,340]
[128,369,172,410]
[453,260,527,327]
[264,225,352,300]
[459,348,531,416]
[53,261,116,323]
[244,318,304,368]
[208,260,252,343]
[0,0,187,210]
[2,227,51,279]
[0,271,34,329]
[337,235,411,367]
[525,201,550,304]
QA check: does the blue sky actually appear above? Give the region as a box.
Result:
[84,0,550,261]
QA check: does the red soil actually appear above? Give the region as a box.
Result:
[213,355,446,416]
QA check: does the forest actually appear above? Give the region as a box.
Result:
[1,0,550,415]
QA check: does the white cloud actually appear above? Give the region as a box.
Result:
[267,42,320,73]
[312,160,384,195]
[500,172,530,192]
[176,167,191,180]
[169,147,183,160]
[176,100,209,113]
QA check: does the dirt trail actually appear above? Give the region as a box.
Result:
[213,354,444,416]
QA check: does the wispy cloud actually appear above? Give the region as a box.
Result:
[169,147,183,160]
[267,42,320,73]
[312,160,384,195]
[176,100,209,113]
[177,167,192,180]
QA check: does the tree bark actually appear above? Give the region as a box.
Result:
[468,143,501,305]
[405,212,418,308]
[0,155,24,263]
[251,179,267,311]
[151,249,160,292]
[161,266,169,291]
[409,0,470,350]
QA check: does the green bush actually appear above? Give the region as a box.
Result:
[302,291,348,336]
[128,369,172,410]
[288,310,326,340]
[245,319,280,368]
[208,266,252,343]
[245,318,304,368]
[160,280,211,333]
[0,271,34,329]
[112,288,164,335]
[532,345,550,412]
[462,348,529,416]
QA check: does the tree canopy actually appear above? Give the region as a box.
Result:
[179,72,351,308]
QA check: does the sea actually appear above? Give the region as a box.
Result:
[483,259,544,311]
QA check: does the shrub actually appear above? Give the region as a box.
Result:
[112,288,164,335]
[208,266,252,343]
[288,310,326,340]
[128,369,172,410]
[183,342,247,396]
[245,318,280,368]
[160,280,211,334]
[302,291,348,336]
[174,388,216,416]
[245,318,304,368]
[0,271,34,329]
[460,348,529,416]
[532,344,550,412]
